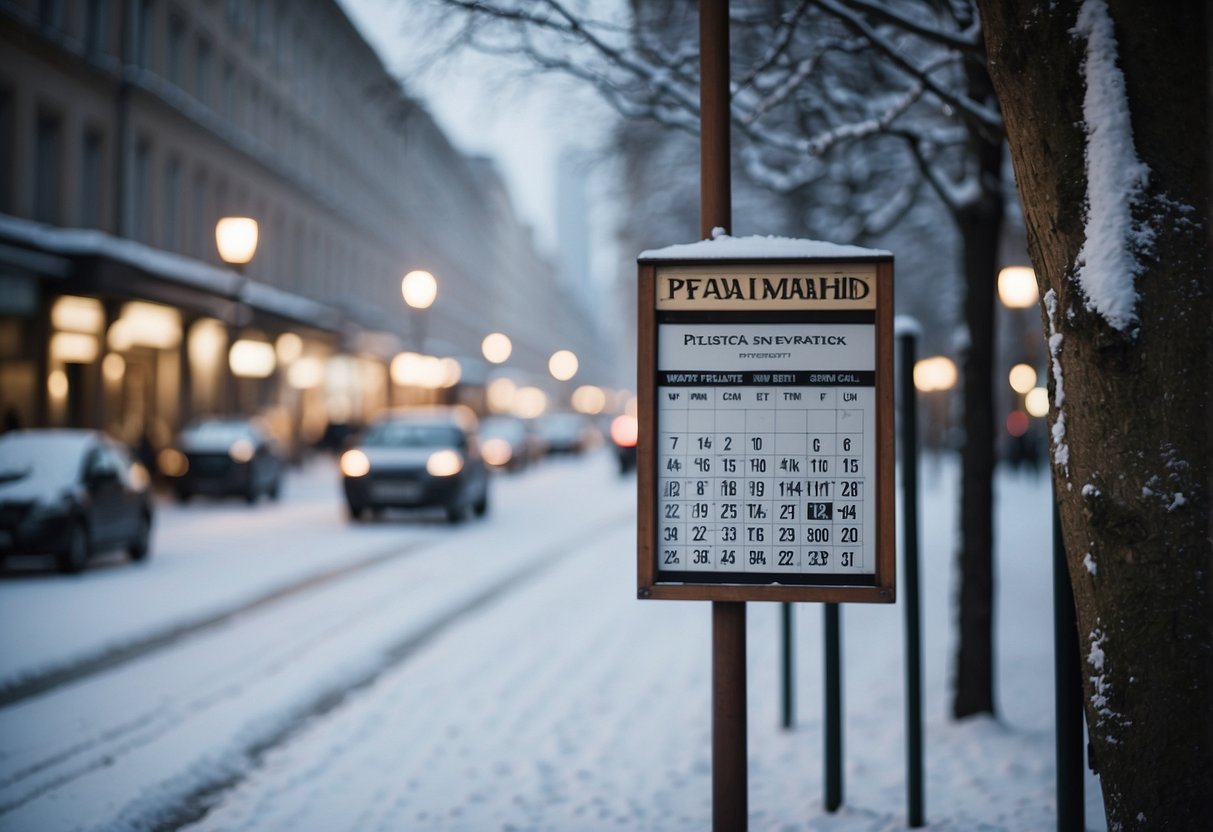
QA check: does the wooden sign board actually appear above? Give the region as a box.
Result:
[637,247,895,603]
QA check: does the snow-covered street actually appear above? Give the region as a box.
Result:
[0,452,1103,830]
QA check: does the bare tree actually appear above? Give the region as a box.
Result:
[423,0,1008,720]
[977,0,1212,826]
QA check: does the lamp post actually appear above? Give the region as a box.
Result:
[401,269,437,351]
[548,349,579,411]
[217,217,259,414]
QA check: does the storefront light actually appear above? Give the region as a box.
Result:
[101,352,126,382]
[47,369,69,400]
[50,332,99,363]
[229,338,277,378]
[114,302,182,349]
[51,296,104,334]
[275,332,303,365]
[287,356,325,389]
[439,357,462,388]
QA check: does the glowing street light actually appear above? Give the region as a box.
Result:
[548,349,579,382]
[481,332,512,364]
[401,269,438,310]
[1008,363,1037,395]
[215,217,259,266]
[997,266,1038,309]
[913,356,958,392]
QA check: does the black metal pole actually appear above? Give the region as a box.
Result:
[1054,498,1085,831]
[781,602,794,729]
[714,601,747,831]
[699,1,744,830]
[823,603,843,812]
[899,330,925,827]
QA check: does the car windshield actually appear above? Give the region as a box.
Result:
[181,421,254,446]
[479,418,523,441]
[361,422,463,449]
[0,432,90,489]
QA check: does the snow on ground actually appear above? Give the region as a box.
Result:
[182,456,1105,831]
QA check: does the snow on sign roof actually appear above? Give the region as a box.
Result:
[639,231,891,262]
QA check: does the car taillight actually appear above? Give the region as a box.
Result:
[610,414,638,448]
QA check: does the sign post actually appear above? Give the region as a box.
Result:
[638,250,896,604]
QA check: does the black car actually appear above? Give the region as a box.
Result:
[478,415,542,472]
[0,430,153,573]
[164,418,284,503]
[340,407,489,523]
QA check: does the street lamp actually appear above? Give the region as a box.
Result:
[401,269,437,355]
[217,217,259,415]
[401,269,437,310]
[481,332,512,364]
[216,217,259,266]
[997,266,1038,309]
[548,349,578,382]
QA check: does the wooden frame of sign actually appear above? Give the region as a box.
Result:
[637,251,895,604]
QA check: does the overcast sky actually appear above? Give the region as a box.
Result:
[335,0,615,255]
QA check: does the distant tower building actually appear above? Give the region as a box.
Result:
[555,150,593,305]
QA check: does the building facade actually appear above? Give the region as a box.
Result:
[0,0,615,452]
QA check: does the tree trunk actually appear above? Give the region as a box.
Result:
[978,0,1212,827]
[952,58,1005,720]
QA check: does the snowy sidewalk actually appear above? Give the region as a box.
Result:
[187,457,1105,831]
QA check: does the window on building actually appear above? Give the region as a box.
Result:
[134,0,156,70]
[253,0,268,51]
[83,0,108,57]
[190,168,208,257]
[194,37,213,106]
[0,88,13,215]
[166,12,186,87]
[79,128,104,229]
[33,110,63,225]
[221,61,235,119]
[163,157,181,251]
[226,0,243,35]
[132,137,152,243]
[38,0,64,30]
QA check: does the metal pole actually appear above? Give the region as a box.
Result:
[899,331,925,827]
[699,1,744,829]
[1053,498,1085,831]
[699,0,731,240]
[781,602,794,729]
[713,601,747,830]
[823,603,843,812]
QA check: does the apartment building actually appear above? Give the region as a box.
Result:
[0,0,612,448]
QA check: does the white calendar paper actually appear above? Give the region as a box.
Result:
[655,320,877,586]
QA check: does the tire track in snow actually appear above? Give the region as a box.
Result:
[0,509,631,831]
[0,538,439,709]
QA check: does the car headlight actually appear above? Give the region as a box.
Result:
[340,449,371,477]
[425,449,463,477]
[229,438,255,463]
[158,448,189,477]
[481,438,513,467]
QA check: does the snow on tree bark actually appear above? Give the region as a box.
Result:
[977,0,1212,827]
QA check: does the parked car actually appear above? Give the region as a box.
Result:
[534,411,598,456]
[478,415,542,472]
[0,430,153,573]
[163,417,284,503]
[609,413,638,474]
[340,407,489,523]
